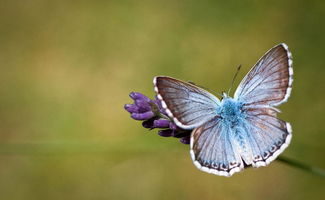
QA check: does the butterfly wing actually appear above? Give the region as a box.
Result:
[234,43,293,107]
[242,107,292,167]
[233,43,293,167]
[190,117,244,177]
[154,76,220,129]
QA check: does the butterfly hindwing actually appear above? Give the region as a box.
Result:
[154,76,220,129]
[243,107,292,166]
[190,117,244,176]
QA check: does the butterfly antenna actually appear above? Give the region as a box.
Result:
[227,64,242,95]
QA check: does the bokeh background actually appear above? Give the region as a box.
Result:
[0,0,324,199]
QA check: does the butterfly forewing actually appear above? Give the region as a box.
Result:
[234,43,293,107]
[154,76,220,129]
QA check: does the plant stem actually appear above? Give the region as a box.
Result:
[277,155,325,177]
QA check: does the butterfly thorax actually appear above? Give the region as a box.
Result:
[217,97,245,126]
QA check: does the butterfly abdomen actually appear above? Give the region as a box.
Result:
[216,98,254,164]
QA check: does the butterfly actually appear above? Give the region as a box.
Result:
[153,43,293,177]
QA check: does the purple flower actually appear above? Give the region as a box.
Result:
[180,136,191,144]
[131,112,155,120]
[158,129,173,137]
[124,92,191,144]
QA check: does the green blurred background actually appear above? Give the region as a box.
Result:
[0,0,324,199]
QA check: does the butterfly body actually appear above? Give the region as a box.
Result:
[217,97,245,126]
[214,97,262,168]
[154,43,293,177]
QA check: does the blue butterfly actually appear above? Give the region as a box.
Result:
[154,43,293,177]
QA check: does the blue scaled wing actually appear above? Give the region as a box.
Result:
[190,117,244,177]
[242,107,292,167]
[234,43,293,167]
[154,76,220,130]
[234,43,293,107]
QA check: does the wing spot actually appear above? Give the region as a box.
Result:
[263,151,270,159]
[270,145,277,152]
[253,155,263,161]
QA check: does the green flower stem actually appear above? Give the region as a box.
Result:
[277,155,325,177]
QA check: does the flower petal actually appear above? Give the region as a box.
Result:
[179,136,191,144]
[124,104,139,113]
[169,122,178,130]
[153,119,170,128]
[135,100,151,112]
[153,96,167,115]
[131,111,155,120]
[142,119,155,128]
[130,92,150,102]
[158,129,173,137]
